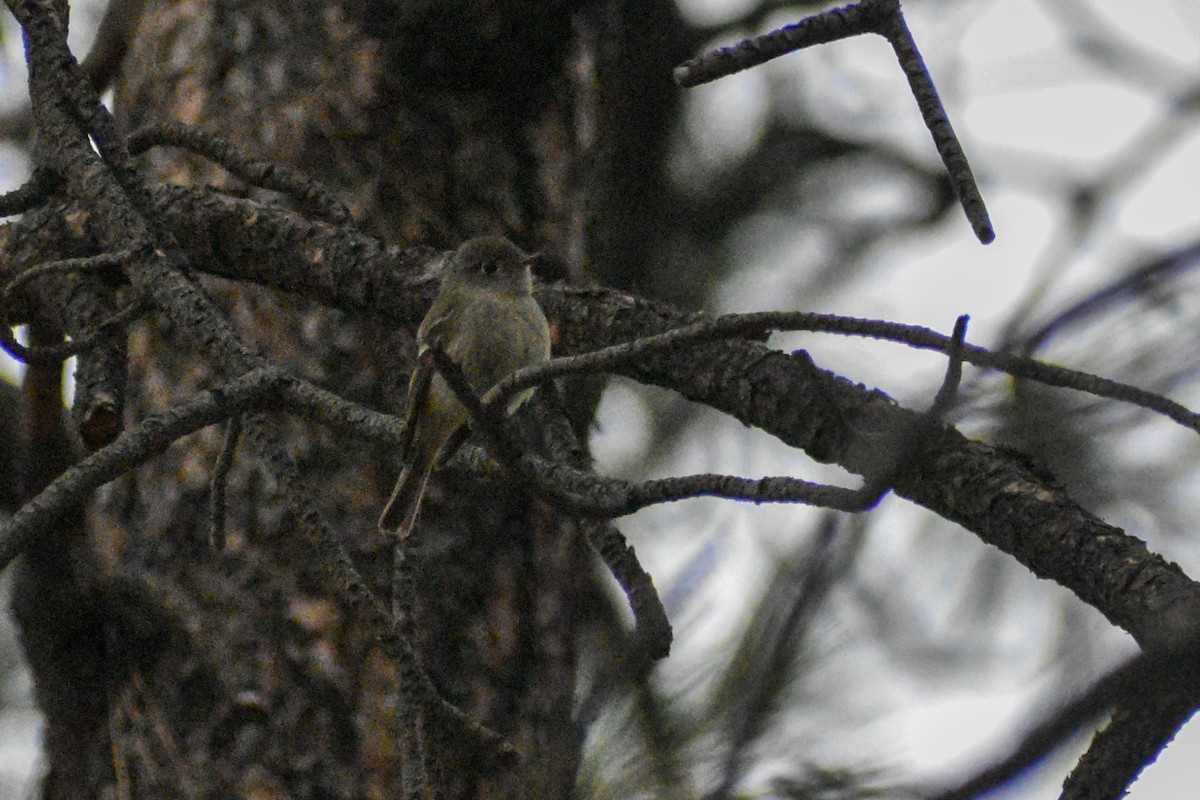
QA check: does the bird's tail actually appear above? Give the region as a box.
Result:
[378,464,432,539]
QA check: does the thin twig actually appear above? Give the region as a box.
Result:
[128,121,354,225]
[928,314,968,420]
[485,310,1200,436]
[875,9,993,243]
[0,367,289,571]
[4,249,134,299]
[673,0,889,87]
[207,414,242,551]
[0,299,146,365]
[238,412,518,765]
[674,0,993,243]
[426,316,970,519]
[2,250,140,365]
[428,343,881,516]
[852,313,971,506]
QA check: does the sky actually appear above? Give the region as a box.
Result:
[595,0,1200,797]
[2,0,1200,798]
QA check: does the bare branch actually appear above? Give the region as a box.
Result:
[0,166,61,217]
[585,522,673,662]
[2,246,135,449]
[874,9,993,244]
[929,652,1200,800]
[71,186,1185,441]
[673,0,888,87]
[207,414,242,551]
[4,249,133,300]
[2,249,142,370]
[0,367,288,571]
[928,314,968,418]
[8,164,1197,659]
[129,121,354,225]
[1060,683,1197,800]
[674,0,993,243]
[488,309,1200,436]
[426,343,877,516]
[0,298,143,366]
[238,412,518,765]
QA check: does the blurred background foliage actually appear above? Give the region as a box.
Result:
[585,1,1200,797]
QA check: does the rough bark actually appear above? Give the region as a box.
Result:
[7,0,688,797]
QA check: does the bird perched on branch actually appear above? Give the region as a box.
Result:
[379,235,552,538]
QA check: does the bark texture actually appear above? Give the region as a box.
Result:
[10,1,687,797]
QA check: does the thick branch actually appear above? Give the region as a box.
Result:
[4,170,1200,657]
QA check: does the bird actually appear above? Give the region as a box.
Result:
[378,235,552,538]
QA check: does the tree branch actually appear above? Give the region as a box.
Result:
[5,178,1199,659]
[0,367,288,570]
[674,0,993,242]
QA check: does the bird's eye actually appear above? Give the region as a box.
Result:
[481,260,497,275]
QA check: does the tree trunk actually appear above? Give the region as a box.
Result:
[10,1,687,797]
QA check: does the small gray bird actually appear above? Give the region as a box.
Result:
[379,236,552,538]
